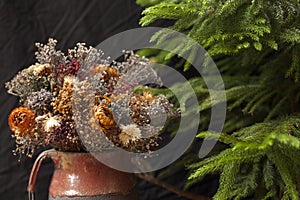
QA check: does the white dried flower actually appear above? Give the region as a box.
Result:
[63,75,76,84]
[44,116,61,132]
[119,124,142,146]
[35,114,48,123]
[119,132,131,146]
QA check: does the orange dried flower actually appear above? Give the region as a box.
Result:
[89,65,119,80]
[94,103,116,130]
[8,107,36,136]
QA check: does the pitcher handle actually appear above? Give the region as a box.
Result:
[27,149,57,200]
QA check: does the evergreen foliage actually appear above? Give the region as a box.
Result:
[137,0,300,199]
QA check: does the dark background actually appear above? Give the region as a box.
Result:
[0,1,217,199]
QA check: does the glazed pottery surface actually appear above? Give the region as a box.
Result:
[48,151,137,200]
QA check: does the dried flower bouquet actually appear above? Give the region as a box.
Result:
[6,39,178,158]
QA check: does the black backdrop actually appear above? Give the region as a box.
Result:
[0,1,217,199]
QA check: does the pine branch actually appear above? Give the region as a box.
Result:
[213,162,240,200]
[137,0,300,199]
[269,149,299,200]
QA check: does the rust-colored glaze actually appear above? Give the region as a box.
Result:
[48,151,136,198]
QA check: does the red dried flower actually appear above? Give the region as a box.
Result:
[8,107,36,136]
[57,59,81,76]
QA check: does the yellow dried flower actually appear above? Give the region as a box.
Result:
[51,76,75,117]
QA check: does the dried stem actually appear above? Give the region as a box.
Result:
[136,173,211,200]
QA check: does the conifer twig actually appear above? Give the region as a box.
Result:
[136,173,211,200]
